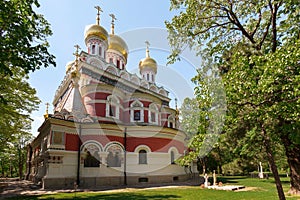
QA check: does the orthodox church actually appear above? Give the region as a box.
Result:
[26,7,188,189]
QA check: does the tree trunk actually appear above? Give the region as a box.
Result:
[280,134,300,195]
[262,126,286,200]
[18,147,23,179]
[218,165,223,176]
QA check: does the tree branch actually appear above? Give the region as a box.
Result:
[193,22,232,35]
[250,9,262,38]
[271,1,281,52]
[223,7,257,45]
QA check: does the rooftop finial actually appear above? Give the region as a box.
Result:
[73,44,81,67]
[71,44,81,78]
[175,98,179,128]
[109,14,117,35]
[145,41,150,57]
[94,6,103,25]
[44,102,50,119]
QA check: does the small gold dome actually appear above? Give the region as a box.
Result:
[139,57,157,74]
[84,24,108,42]
[65,61,75,73]
[108,34,128,62]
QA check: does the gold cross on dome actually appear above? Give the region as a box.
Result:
[145,41,150,49]
[109,14,117,34]
[94,6,103,25]
[109,14,117,23]
[145,41,150,57]
[73,44,81,56]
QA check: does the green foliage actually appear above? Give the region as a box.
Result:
[0,0,56,76]
[166,0,300,63]
[0,69,40,148]
[180,98,201,139]
[0,70,38,177]
[167,0,300,195]
[177,63,227,171]
[0,0,55,178]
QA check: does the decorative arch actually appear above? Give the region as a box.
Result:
[148,103,159,125]
[134,145,151,165]
[81,141,104,152]
[104,141,124,152]
[104,142,124,167]
[158,88,168,96]
[66,115,79,122]
[130,75,140,85]
[149,85,158,92]
[130,100,144,122]
[134,145,152,153]
[168,147,179,154]
[81,141,103,168]
[168,147,179,165]
[140,80,149,89]
[87,57,103,69]
[81,116,94,123]
[53,113,64,119]
[120,71,130,81]
[106,66,118,76]
[168,115,175,128]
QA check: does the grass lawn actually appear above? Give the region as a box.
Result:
[6,176,300,200]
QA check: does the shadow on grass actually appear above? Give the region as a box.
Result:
[11,193,181,200]
[271,180,290,184]
[216,176,247,184]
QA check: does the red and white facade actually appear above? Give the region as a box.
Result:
[26,12,188,189]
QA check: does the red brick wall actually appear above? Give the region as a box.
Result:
[65,133,184,154]
[65,133,80,151]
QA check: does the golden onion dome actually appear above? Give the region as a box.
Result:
[84,24,109,42]
[139,56,157,74]
[108,34,128,61]
[65,61,75,73]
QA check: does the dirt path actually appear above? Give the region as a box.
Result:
[0,178,201,199]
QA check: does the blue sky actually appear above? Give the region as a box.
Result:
[29,0,200,136]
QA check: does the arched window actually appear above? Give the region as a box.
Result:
[116,60,120,68]
[84,151,100,167]
[139,150,147,164]
[106,95,120,119]
[105,143,123,167]
[91,45,96,54]
[99,46,102,56]
[168,115,175,128]
[171,151,175,164]
[148,103,159,125]
[147,74,150,81]
[82,143,102,168]
[130,100,144,122]
[107,151,121,167]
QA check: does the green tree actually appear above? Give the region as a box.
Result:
[0,69,40,149]
[180,98,201,139]
[179,97,209,174]
[178,63,226,174]
[166,0,300,198]
[0,0,55,77]
[222,40,300,196]
[0,0,55,178]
